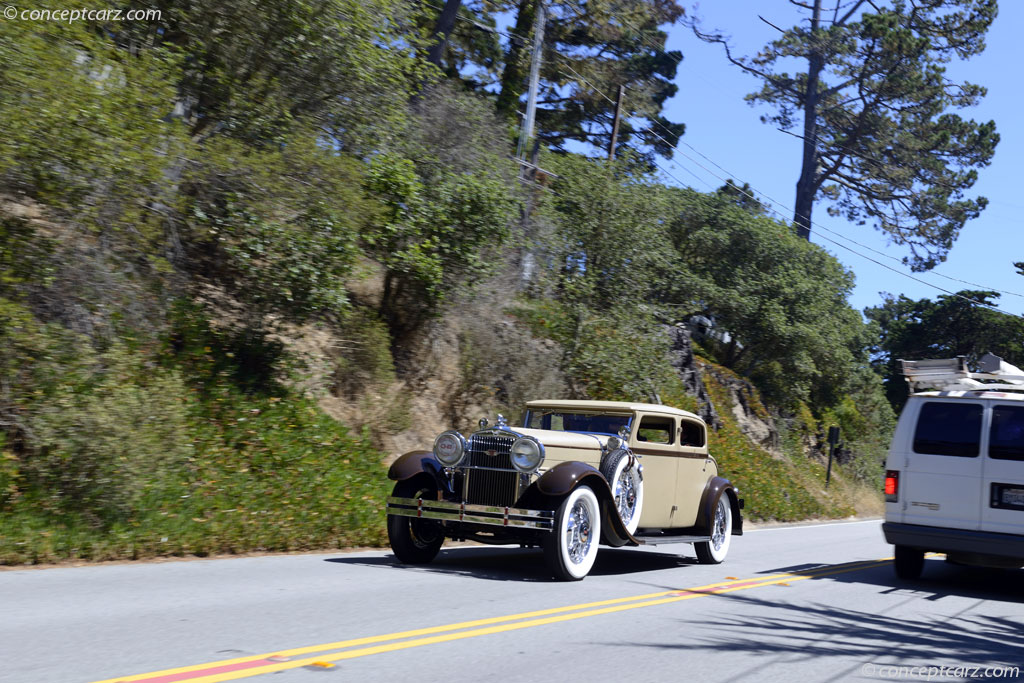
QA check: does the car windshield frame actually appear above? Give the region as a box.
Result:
[523,409,633,436]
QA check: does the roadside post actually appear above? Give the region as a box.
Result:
[826,425,840,488]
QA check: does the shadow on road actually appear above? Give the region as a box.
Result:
[758,557,1024,604]
[602,559,1024,680]
[602,578,1023,678]
[324,545,700,582]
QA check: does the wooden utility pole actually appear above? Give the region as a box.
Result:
[826,425,839,488]
[516,0,546,165]
[607,85,625,160]
[515,0,548,290]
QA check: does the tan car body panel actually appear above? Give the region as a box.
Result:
[523,402,719,529]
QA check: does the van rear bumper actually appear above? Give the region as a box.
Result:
[883,522,1024,560]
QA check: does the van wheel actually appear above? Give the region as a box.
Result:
[893,545,924,579]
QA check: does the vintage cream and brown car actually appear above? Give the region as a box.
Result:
[386,400,744,580]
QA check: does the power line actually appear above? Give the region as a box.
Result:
[561,62,1024,312]
[415,0,1023,315]
[638,128,1023,317]
[657,129,1024,300]
[551,62,713,189]
[610,6,1014,296]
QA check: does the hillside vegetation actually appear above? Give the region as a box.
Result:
[1,1,1020,564]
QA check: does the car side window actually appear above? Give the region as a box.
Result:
[637,416,674,444]
[680,420,705,447]
[990,405,1024,461]
[912,401,982,457]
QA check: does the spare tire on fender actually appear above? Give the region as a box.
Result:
[600,449,644,535]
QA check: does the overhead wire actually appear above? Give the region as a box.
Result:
[416,0,1023,315]
[646,124,1024,300]
[638,128,1022,317]
[583,4,1024,307]
[551,60,714,189]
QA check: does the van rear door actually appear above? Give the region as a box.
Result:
[982,402,1024,535]
[901,398,985,531]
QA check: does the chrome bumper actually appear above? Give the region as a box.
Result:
[386,496,555,530]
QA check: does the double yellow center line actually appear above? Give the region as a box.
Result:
[93,556,894,683]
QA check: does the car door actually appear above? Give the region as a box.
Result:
[901,398,985,531]
[629,412,678,528]
[674,417,712,528]
[981,400,1024,534]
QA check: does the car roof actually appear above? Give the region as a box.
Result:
[910,391,1024,401]
[525,399,703,421]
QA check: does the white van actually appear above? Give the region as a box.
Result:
[882,354,1024,579]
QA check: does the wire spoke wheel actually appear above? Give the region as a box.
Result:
[601,450,644,535]
[695,495,732,564]
[545,486,601,581]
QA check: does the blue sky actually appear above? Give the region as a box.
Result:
[655,1,1024,318]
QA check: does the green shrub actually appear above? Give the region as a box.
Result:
[0,382,391,563]
[0,302,393,564]
[701,360,854,521]
[26,348,190,526]
[511,299,674,402]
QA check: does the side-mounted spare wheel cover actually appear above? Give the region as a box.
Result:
[599,448,644,536]
[532,461,640,548]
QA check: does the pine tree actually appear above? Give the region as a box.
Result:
[691,0,999,269]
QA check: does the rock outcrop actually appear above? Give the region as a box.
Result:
[700,362,782,454]
[666,324,721,429]
[666,323,781,453]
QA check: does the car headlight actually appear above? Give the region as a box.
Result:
[510,436,545,473]
[605,436,623,451]
[433,431,467,467]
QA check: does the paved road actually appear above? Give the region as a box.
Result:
[2,519,1022,683]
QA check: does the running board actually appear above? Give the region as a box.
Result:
[633,533,709,546]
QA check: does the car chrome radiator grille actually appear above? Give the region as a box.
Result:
[462,433,519,507]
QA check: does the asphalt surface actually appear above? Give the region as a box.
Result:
[2,519,1022,683]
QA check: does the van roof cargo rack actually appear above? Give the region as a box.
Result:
[901,353,1024,393]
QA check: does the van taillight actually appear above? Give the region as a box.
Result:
[884,470,899,502]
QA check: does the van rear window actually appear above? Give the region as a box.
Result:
[990,406,1024,461]
[913,402,982,457]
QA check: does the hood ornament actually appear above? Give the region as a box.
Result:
[480,414,508,430]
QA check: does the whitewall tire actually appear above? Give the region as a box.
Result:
[544,486,601,581]
[695,495,732,564]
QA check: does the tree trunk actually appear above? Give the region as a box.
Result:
[793,0,823,241]
[496,0,537,120]
[426,0,463,69]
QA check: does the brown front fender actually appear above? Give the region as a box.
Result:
[529,462,640,548]
[387,451,453,494]
[694,476,744,536]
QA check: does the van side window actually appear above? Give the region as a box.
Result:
[913,402,982,457]
[990,406,1024,461]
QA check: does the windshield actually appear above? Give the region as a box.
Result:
[524,410,632,436]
